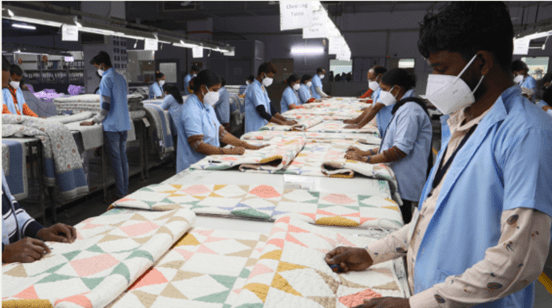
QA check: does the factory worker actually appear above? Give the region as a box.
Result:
[239,75,256,99]
[2,170,77,264]
[346,69,432,223]
[244,62,297,133]
[183,65,200,95]
[358,66,387,101]
[2,64,37,117]
[344,67,397,137]
[161,84,184,141]
[280,74,301,113]
[2,56,12,114]
[512,59,537,101]
[81,51,132,202]
[310,67,331,99]
[327,3,552,308]
[177,70,267,172]
[214,77,231,131]
[149,71,165,99]
[297,74,321,105]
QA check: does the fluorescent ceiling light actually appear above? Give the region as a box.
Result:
[14,51,47,56]
[12,23,36,30]
[516,30,552,41]
[8,9,14,17]
[8,16,62,28]
[78,27,115,36]
[291,47,324,55]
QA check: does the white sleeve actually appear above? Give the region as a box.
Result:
[315,87,328,98]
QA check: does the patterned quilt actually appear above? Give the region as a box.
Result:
[2,139,28,200]
[259,116,324,132]
[110,184,404,230]
[308,121,379,136]
[48,112,95,125]
[231,216,408,308]
[107,228,268,308]
[2,114,88,200]
[241,131,381,145]
[143,103,174,157]
[2,209,196,308]
[190,134,306,173]
[284,114,356,121]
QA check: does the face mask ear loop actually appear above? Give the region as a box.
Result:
[472,75,485,95]
[454,53,479,83]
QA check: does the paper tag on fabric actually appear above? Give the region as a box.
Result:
[142,118,150,127]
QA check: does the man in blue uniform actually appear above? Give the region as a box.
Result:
[183,65,200,95]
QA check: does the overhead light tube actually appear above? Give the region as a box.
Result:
[12,23,36,30]
[291,47,324,55]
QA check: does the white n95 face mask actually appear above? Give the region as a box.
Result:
[262,76,273,87]
[320,74,325,79]
[513,74,524,84]
[307,81,313,87]
[159,80,165,87]
[9,81,20,89]
[368,80,380,91]
[293,83,300,91]
[97,69,104,77]
[246,81,250,85]
[423,54,485,115]
[378,87,398,106]
[203,87,220,107]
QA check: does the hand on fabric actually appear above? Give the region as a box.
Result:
[325,246,373,273]
[247,144,269,151]
[353,297,410,308]
[289,120,299,125]
[343,119,357,124]
[344,124,360,129]
[284,121,298,126]
[224,147,246,155]
[345,151,368,162]
[37,223,77,243]
[80,121,95,126]
[2,237,51,263]
[543,105,552,112]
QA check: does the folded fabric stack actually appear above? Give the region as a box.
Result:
[67,85,85,96]
[127,94,144,111]
[2,140,28,200]
[34,89,67,103]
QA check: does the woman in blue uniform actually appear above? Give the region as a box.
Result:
[280,74,301,113]
[297,74,320,105]
[161,84,184,147]
[345,69,432,223]
[149,71,165,99]
[176,70,267,173]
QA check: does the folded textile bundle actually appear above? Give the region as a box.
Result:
[241,131,381,145]
[68,85,85,96]
[2,114,89,200]
[308,121,379,136]
[2,140,28,200]
[190,134,306,173]
[110,183,403,229]
[2,209,196,308]
[231,216,407,307]
[48,112,95,125]
[143,102,174,157]
[127,94,144,111]
[259,116,324,132]
[108,228,268,308]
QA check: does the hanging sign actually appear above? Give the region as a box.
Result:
[193,46,203,58]
[280,1,313,31]
[62,25,79,41]
[303,8,327,39]
[329,36,346,55]
[513,38,530,55]
[144,38,158,51]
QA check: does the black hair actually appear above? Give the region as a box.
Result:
[285,74,300,87]
[246,75,255,82]
[257,62,277,76]
[90,51,112,67]
[418,2,514,70]
[163,84,184,104]
[191,65,200,72]
[373,66,387,76]
[542,87,552,107]
[316,67,325,74]
[221,77,226,87]
[381,68,416,91]
[511,59,529,72]
[20,79,25,86]
[301,74,313,84]
[190,69,221,93]
[155,71,165,81]
[2,56,10,72]
[10,64,23,76]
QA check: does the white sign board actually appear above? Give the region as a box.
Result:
[62,25,79,41]
[329,36,346,55]
[513,38,530,55]
[144,38,158,51]
[193,46,203,58]
[280,1,313,31]
[302,8,327,39]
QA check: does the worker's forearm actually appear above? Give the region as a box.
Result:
[315,87,328,98]
[357,104,383,128]
[93,108,109,123]
[368,146,406,164]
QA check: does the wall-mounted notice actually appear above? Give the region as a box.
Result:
[62,25,79,41]
[280,1,313,31]
[513,38,530,55]
[192,46,203,58]
[303,8,327,39]
[144,38,158,51]
[329,36,345,55]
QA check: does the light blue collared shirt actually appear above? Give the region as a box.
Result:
[100,68,132,132]
[280,86,299,113]
[161,94,183,129]
[244,79,271,133]
[214,87,230,124]
[311,74,323,99]
[520,75,537,101]
[149,82,163,99]
[298,83,312,104]
[183,74,193,95]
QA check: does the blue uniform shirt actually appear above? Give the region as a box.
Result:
[520,75,537,101]
[2,87,26,115]
[149,82,163,99]
[214,87,230,124]
[100,68,132,132]
[183,74,193,95]
[298,84,312,104]
[376,89,414,138]
[161,94,183,130]
[414,85,552,307]
[380,101,432,202]
[244,79,271,133]
[311,74,323,99]
[280,86,299,113]
[176,94,221,173]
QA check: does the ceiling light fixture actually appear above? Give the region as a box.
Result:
[134,39,138,48]
[291,47,324,55]
[8,9,14,17]
[12,23,36,30]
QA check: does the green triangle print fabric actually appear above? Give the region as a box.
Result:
[2,209,196,308]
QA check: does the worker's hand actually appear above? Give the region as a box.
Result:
[344,124,360,129]
[289,120,299,125]
[543,105,552,112]
[345,151,368,162]
[347,146,364,154]
[355,297,411,308]
[284,121,297,126]
[361,107,369,111]
[247,144,269,151]
[326,96,333,99]
[37,223,77,243]
[2,237,51,263]
[225,147,246,155]
[80,121,95,126]
[325,246,373,273]
[343,119,356,124]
